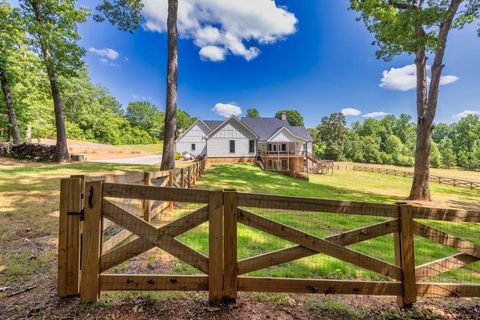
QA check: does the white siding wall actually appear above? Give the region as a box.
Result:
[207,121,256,157]
[176,122,208,156]
[269,129,302,143]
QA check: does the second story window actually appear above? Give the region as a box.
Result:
[229,140,235,153]
[191,144,196,151]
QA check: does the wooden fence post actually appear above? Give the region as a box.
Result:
[180,168,185,188]
[80,181,103,302]
[208,190,223,305]
[168,169,174,209]
[223,189,238,303]
[58,177,83,297]
[143,172,152,222]
[394,203,417,308]
[188,166,192,188]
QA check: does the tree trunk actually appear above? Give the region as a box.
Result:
[160,0,178,171]
[30,0,69,162]
[408,0,461,200]
[0,69,21,144]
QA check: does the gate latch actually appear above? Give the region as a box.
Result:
[67,209,85,221]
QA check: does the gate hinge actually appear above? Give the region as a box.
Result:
[67,209,85,221]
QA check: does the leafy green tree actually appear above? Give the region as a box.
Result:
[177,109,195,135]
[275,109,304,126]
[432,123,453,143]
[20,0,89,161]
[438,139,456,168]
[351,0,480,200]
[0,1,23,143]
[247,108,260,118]
[430,142,442,168]
[316,113,348,160]
[126,101,158,130]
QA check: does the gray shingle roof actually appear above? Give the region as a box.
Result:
[241,117,312,141]
[201,117,312,141]
[203,120,223,132]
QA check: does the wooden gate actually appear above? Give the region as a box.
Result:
[58,180,480,306]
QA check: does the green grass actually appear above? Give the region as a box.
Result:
[116,143,164,154]
[177,163,480,283]
[1,161,479,288]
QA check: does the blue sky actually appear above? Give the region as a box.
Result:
[24,1,480,127]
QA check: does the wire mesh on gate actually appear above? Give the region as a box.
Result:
[237,202,397,281]
[101,186,209,276]
[413,218,480,296]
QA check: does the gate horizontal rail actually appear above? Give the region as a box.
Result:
[58,174,480,307]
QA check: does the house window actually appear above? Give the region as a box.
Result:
[281,143,287,152]
[229,140,235,153]
[191,144,196,151]
[249,140,255,153]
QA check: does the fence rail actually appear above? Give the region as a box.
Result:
[58,166,480,307]
[57,158,207,298]
[352,165,480,190]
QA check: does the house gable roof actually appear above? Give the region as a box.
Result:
[240,117,312,141]
[267,126,308,142]
[204,116,259,139]
[175,119,210,143]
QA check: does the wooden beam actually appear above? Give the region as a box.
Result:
[414,222,480,258]
[236,193,398,217]
[208,191,223,304]
[398,204,417,306]
[223,190,238,302]
[238,219,399,274]
[143,172,152,222]
[102,229,132,254]
[238,209,402,280]
[416,253,479,280]
[102,183,210,203]
[102,200,209,274]
[80,181,103,302]
[99,275,208,291]
[411,207,480,223]
[238,277,402,296]
[58,178,83,297]
[417,283,480,298]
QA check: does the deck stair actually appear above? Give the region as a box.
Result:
[307,152,334,174]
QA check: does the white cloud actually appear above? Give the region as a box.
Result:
[380,64,459,91]
[453,110,480,119]
[142,0,297,61]
[212,103,242,117]
[199,46,227,62]
[362,111,390,119]
[88,47,120,60]
[341,108,362,116]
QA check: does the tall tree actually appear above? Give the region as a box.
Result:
[160,0,179,170]
[0,1,22,144]
[351,0,480,200]
[247,108,260,118]
[275,109,304,126]
[20,0,88,161]
[95,0,179,170]
[316,113,348,160]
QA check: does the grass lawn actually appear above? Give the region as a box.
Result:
[116,143,164,154]
[174,163,480,283]
[341,161,480,183]
[1,161,479,290]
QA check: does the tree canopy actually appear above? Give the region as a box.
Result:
[247,108,260,118]
[275,109,304,126]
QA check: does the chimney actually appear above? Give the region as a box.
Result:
[280,112,287,121]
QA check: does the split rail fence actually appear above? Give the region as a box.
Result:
[58,160,480,307]
[353,165,480,190]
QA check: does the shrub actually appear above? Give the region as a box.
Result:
[175,152,181,160]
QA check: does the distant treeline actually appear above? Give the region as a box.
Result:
[310,113,480,170]
[0,55,195,145]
